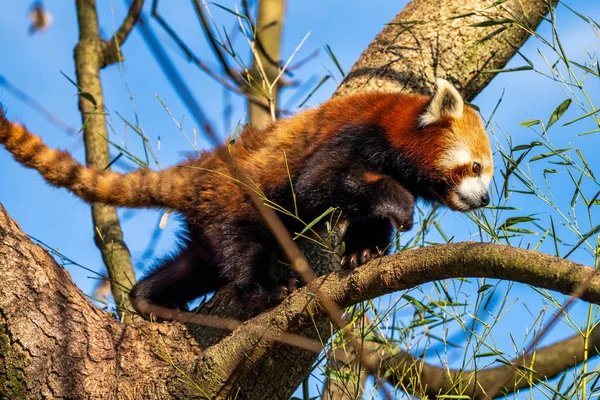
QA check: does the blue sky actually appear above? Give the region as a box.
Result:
[1,1,600,398]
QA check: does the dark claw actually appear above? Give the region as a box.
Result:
[341,248,382,269]
[288,277,299,290]
[360,248,373,264]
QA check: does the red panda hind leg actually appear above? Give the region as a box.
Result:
[129,243,227,317]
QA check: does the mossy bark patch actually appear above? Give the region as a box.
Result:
[0,320,27,400]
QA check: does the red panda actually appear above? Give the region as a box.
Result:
[0,79,493,316]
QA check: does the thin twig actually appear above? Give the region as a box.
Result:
[103,0,145,67]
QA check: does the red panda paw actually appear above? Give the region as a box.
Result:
[242,278,300,317]
[274,278,300,299]
[340,248,382,269]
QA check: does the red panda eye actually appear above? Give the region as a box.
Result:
[472,162,481,174]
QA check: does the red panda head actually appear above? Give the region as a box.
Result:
[415,79,494,212]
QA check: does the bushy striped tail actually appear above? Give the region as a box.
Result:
[0,110,194,210]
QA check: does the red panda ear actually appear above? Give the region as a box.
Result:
[418,78,464,128]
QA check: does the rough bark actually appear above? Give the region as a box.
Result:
[0,204,198,399]
[74,0,140,312]
[336,0,555,99]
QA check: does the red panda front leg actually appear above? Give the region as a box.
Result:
[339,172,414,268]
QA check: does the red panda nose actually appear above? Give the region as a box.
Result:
[480,193,490,207]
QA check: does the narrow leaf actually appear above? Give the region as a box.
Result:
[323,44,345,77]
[563,107,600,127]
[484,66,533,74]
[294,207,335,240]
[529,148,570,162]
[546,99,572,130]
[519,119,541,127]
[470,18,514,27]
[563,224,600,259]
[298,75,331,107]
[499,216,539,230]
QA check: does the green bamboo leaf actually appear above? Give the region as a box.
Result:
[79,92,97,107]
[563,224,600,259]
[475,350,504,357]
[487,0,509,8]
[477,284,494,293]
[571,172,584,209]
[563,107,600,126]
[519,119,541,127]
[546,99,572,129]
[324,44,345,77]
[484,65,533,74]
[448,12,475,20]
[59,71,84,91]
[562,3,590,23]
[325,370,352,382]
[298,75,331,107]
[588,191,600,208]
[550,216,560,257]
[578,128,600,136]
[464,101,480,112]
[529,148,570,162]
[470,18,514,27]
[552,372,567,400]
[512,141,542,151]
[474,26,507,45]
[499,216,539,230]
[576,149,595,180]
[293,207,335,240]
[209,3,250,21]
[504,227,538,234]
[229,120,242,146]
[570,61,599,77]
[403,295,431,312]
[387,20,423,25]
[485,206,519,210]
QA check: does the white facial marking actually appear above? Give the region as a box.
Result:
[441,147,471,170]
[454,175,491,210]
[481,173,492,186]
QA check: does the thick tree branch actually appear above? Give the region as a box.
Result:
[336,0,557,99]
[101,0,145,67]
[376,326,600,399]
[185,242,600,398]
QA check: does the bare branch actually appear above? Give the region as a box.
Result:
[102,0,145,67]
[74,0,136,315]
